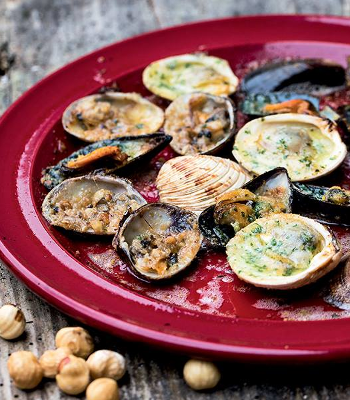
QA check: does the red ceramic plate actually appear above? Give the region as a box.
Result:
[2,15,350,363]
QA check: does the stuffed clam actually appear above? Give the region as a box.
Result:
[114,203,202,281]
[199,168,293,248]
[143,53,239,100]
[62,92,164,142]
[41,134,172,190]
[156,155,250,214]
[233,113,347,182]
[164,92,235,155]
[226,214,342,290]
[42,175,146,235]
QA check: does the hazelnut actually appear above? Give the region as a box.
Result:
[55,326,94,358]
[183,359,221,390]
[56,354,90,395]
[7,351,43,389]
[39,346,72,378]
[0,304,26,340]
[87,350,126,380]
[86,377,119,400]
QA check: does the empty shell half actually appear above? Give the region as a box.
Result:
[156,155,250,214]
[226,213,342,290]
[233,113,347,182]
[62,92,164,142]
[114,203,202,281]
[143,53,239,100]
[164,92,235,155]
[42,174,146,235]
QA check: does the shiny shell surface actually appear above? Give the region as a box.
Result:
[142,53,239,100]
[233,113,347,182]
[62,92,164,142]
[156,155,250,214]
[42,174,146,235]
[164,92,235,155]
[226,213,342,290]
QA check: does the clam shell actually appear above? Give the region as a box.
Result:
[156,155,250,214]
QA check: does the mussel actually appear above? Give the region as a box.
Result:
[62,92,164,142]
[114,203,202,281]
[156,155,250,214]
[241,59,346,96]
[227,213,342,290]
[164,92,235,155]
[42,174,146,235]
[293,183,350,226]
[233,113,347,182]
[142,53,239,100]
[199,168,292,248]
[41,134,172,190]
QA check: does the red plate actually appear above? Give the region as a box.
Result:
[2,15,350,363]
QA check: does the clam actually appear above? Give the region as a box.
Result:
[226,214,342,290]
[164,92,235,155]
[41,134,172,190]
[323,259,350,310]
[241,59,346,96]
[142,53,239,101]
[156,155,250,214]
[199,168,293,248]
[114,203,202,281]
[293,183,350,226]
[233,113,347,182]
[42,174,146,235]
[62,92,164,142]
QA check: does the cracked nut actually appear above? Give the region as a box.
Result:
[87,350,126,381]
[0,304,26,340]
[7,351,43,389]
[86,377,119,400]
[39,346,72,378]
[55,327,94,358]
[183,359,221,390]
[56,354,90,395]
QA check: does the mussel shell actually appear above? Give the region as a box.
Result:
[293,183,350,226]
[114,203,202,281]
[241,59,346,96]
[164,92,235,155]
[323,259,350,310]
[199,167,293,248]
[41,134,172,190]
[42,174,146,235]
[240,92,320,117]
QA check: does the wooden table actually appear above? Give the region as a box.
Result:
[1,1,350,399]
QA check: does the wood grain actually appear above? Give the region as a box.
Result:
[1,1,350,399]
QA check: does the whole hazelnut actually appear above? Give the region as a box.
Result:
[86,377,119,400]
[0,304,26,340]
[7,351,43,389]
[183,359,221,391]
[56,354,90,395]
[55,327,94,358]
[39,346,72,378]
[87,350,126,380]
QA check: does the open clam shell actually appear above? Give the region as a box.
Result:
[226,213,342,290]
[233,113,347,182]
[143,53,239,100]
[241,59,346,96]
[156,155,250,215]
[199,167,293,248]
[62,92,164,142]
[42,174,146,235]
[164,92,235,155]
[41,134,172,190]
[114,203,202,281]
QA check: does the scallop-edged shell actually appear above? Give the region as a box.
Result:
[62,92,164,142]
[156,155,250,214]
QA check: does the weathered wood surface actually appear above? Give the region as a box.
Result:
[1,0,350,399]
